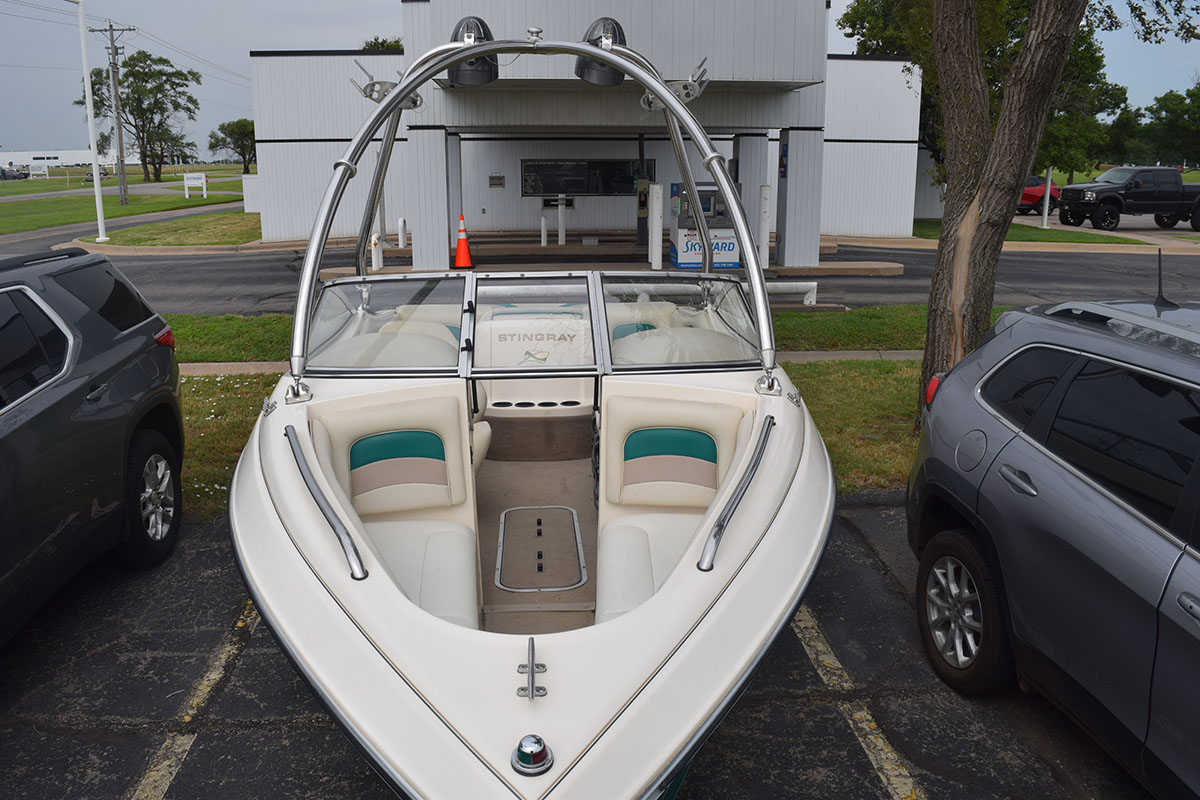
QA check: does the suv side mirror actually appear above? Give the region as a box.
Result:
[1133,180,1143,189]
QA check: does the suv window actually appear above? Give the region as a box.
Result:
[54,264,152,332]
[1046,360,1200,528]
[981,347,1077,428]
[0,290,67,410]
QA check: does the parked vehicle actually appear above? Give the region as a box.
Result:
[228,30,835,799]
[0,249,183,645]
[1057,166,1200,231]
[908,299,1200,799]
[1016,175,1060,215]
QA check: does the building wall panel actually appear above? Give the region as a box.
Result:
[820,141,918,237]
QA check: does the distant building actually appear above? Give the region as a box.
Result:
[250,1,922,263]
[0,148,139,169]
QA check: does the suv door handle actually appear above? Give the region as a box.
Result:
[84,383,109,402]
[1180,593,1200,622]
[998,464,1038,497]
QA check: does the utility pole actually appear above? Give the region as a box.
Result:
[90,20,135,205]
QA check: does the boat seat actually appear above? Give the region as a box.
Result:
[593,513,704,624]
[363,519,479,630]
[470,382,491,475]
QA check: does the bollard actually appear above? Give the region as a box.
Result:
[557,193,566,246]
[370,233,382,272]
[759,185,770,266]
[540,215,548,247]
[397,217,407,248]
[649,183,663,270]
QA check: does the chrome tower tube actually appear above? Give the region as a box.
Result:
[288,38,777,391]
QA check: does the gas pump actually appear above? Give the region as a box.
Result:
[669,181,740,269]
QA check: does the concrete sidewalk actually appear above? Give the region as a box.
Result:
[178,349,925,376]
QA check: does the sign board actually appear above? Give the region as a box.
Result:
[183,172,208,198]
[29,164,49,179]
[669,228,741,269]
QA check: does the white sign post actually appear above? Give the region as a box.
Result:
[183,172,208,199]
[29,164,50,179]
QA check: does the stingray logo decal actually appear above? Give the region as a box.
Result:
[497,333,577,343]
[522,350,550,364]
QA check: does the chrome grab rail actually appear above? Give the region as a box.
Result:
[284,424,368,580]
[697,414,775,572]
[288,37,778,394]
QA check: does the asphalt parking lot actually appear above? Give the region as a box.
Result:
[0,495,1151,799]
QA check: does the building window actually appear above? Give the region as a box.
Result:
[521,159,656,197]
[488,174,505,188]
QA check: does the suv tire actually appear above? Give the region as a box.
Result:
[1090,204,1120,231]
[916,529,1014,695]
[1154,213,1180,229]
[115,430,182,568]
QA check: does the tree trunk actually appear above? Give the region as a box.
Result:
[152,163,162,182]
[242,158,251,175]
[920,0,1089,419]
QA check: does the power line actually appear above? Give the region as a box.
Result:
[134,28,249,81]
[196,96,253,113]
[0,0,103,21]
[0,62,78,71]
[0,9,75,26]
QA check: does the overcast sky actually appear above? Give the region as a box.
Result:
[0,0,1195,159]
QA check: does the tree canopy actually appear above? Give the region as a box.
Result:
[77,50,201,182]
[362,35,403,52]
[209,118,257,174]
[1144,79,1200,165]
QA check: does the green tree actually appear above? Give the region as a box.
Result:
[76,50,201,182]
[1104,105,1153,165]
[1143,80,1200,165]
[362,35,403,52]
[208,119,256,174]
[837,1,1198,416]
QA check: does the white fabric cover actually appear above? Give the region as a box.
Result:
[610,327,756,365]
[594,513,703,623]
[364,520,480,629]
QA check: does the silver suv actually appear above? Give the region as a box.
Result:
[908,300,1200,799]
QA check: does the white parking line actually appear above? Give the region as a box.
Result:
[793,603,926,800]
[126,601,260,800]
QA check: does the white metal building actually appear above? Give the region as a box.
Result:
[250,1,923,263]
[1,148,135,169]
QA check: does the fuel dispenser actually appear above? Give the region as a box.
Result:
[669,181,740,269]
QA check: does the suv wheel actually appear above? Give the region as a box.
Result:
[1154,213,1180,229]
[115,430,182,568]
[916,529,1014,695]
[1090,204,1120,231]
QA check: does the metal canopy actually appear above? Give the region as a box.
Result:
[287,33,779,402]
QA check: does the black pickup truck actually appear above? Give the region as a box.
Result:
[1057,166,1200,231]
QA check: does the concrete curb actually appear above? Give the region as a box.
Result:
[835,234,1199,256]
[178,350,924,376]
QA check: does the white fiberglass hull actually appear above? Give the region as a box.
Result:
[229,371,834,799]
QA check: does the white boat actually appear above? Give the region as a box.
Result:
[229,24,835,799]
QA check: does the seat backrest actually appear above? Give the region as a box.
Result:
[310,394,468,517]
[602,394,745,511]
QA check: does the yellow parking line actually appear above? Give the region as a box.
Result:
[792,603,926,800]
[128,600,260,800]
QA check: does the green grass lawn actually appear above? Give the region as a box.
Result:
[0,192,240,236]
[913,218,1144,245]
[787,360,919,493]
[182,373,280,520]
[773,304,1006,351]
[166,312,291,362]
[107,212,261,247]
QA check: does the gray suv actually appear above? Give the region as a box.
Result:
[908,300,1200,799]
[0,249,183,645]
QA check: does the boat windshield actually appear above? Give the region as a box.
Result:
[602,275,759,366]
[307,277,465,370]
[304,273,758,374]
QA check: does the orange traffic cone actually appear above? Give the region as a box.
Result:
[454,213,473,269]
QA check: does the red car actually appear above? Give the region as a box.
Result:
[1017,175,1061,214]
